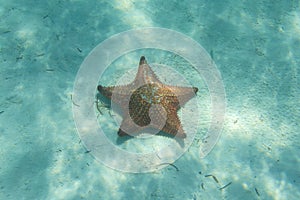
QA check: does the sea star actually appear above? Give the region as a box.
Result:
[97,56,198,138]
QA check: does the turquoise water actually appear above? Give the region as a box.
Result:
[0,0,299,199]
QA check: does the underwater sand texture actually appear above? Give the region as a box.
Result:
[0,0,299,199]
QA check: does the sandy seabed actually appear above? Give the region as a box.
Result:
[0,0,299,199]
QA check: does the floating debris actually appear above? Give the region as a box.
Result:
[205,174,219,183]
[16,55,23,61]
[70,94,80,107]
[0,111,4,114]
[201,183,205,190]
[157,163,179,171]
[255,48,264,56]
[36,53,45,57]
[210,50,214,59]
[76,47,82,53]
[96,100,103,115]
[255,187,260,196]
[95,98,110,115]
[168,163,179,171]
[219,182,232,190]
[6,94,23,104]
[2,30,11,34]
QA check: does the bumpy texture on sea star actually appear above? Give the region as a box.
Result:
[97,56,198,138]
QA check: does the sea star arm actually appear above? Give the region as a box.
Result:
[118,114,143,136]
[134,62,162,85]
[97,84,132,106]
[161,111,186,138]
[166,85,198,106]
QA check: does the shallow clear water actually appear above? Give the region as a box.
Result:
[0,0,299,199]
